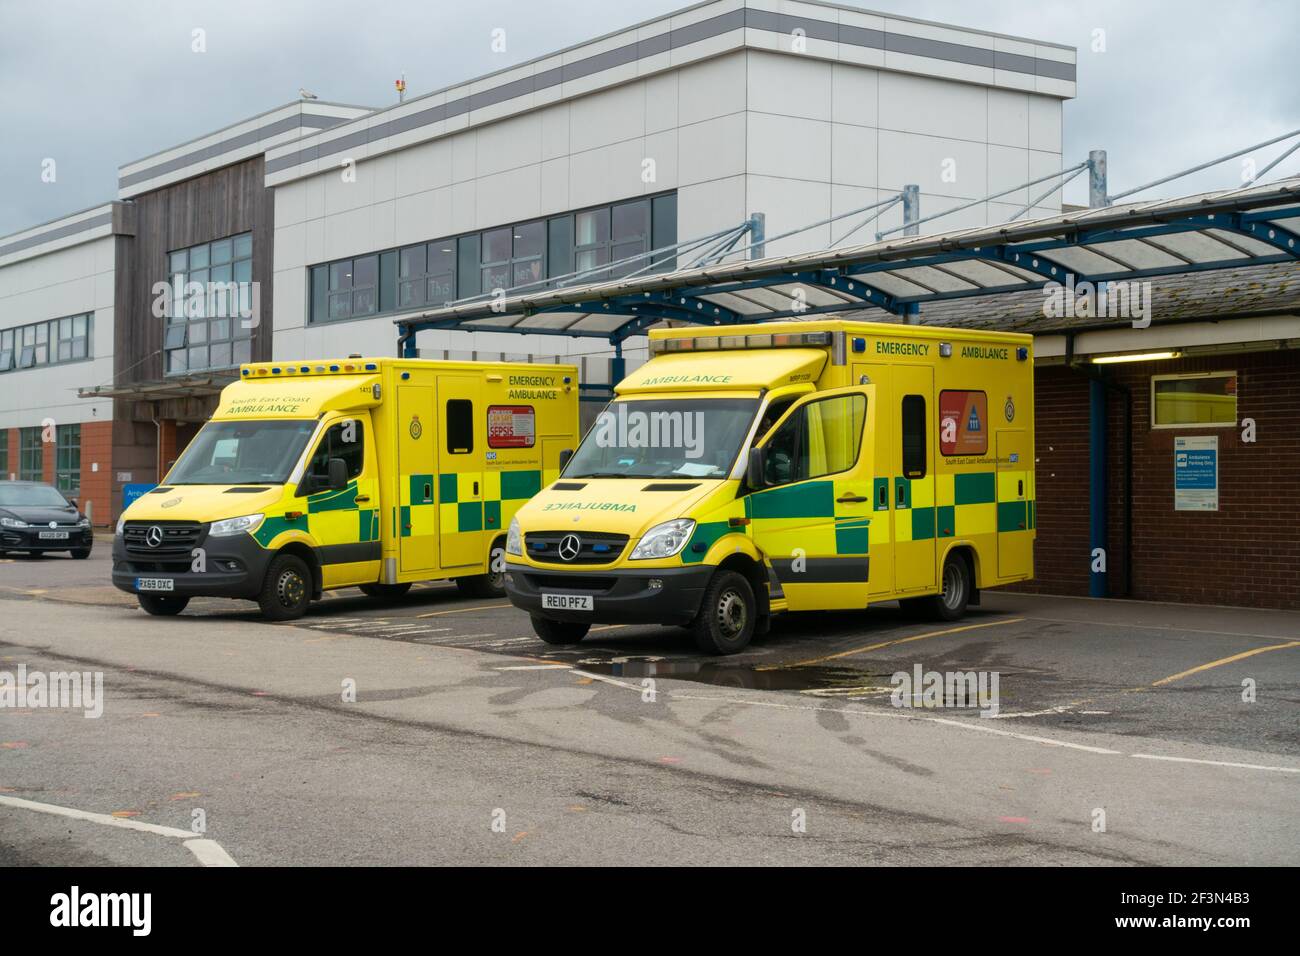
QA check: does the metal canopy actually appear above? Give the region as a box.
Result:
[395,176,1300,353]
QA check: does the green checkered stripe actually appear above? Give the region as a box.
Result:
[400,468,542,537]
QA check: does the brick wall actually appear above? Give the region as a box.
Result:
[78,420,114,527]
[1015,349,1300,610]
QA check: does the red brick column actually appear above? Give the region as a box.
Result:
[78,421,114,527]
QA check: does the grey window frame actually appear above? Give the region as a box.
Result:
[55,423,80,494]
[165,233,253,376]
[0,314,93,376]
[306,191,678,325]
[18,427,43,481]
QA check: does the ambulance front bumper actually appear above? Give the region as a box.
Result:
[111,531,273,599]
[504,561,713,625]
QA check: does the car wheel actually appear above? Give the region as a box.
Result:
[530,616,590,645]
[138,593,190,616]
[926,553,971,621]
[359,582,412,600]
[71,548,91,559]
[692,570,756,655]
[258,553,313,621]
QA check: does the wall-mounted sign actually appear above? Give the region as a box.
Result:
[1174,436,1218,511]
[122,483,157,510]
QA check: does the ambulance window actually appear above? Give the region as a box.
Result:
[901,395,927,478]
[446,399,473,454]
[309,421,364,480]
[762,393,866,486]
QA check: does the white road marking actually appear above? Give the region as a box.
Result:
[1130,753,1300,774]
[496,664,573,671]
[183,838,239,866]
[926,717,1123,754]
[0,793,239,866]
[571,668,643,691]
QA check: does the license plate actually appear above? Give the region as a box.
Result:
[136,577,174,592]
[541,593,593,612]
[38,531,69,540]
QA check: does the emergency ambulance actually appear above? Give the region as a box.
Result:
[504,320,1034,654]
[112,357,578,620]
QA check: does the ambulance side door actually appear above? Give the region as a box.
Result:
[298,414,381,588]
[747,385,875,611]
[437,375,485,569]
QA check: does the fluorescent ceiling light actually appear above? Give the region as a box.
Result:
[1091,350,1182,365]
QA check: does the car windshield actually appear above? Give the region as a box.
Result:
[166,419,318,485]
[0,484,72,508]
[564,397,759,479]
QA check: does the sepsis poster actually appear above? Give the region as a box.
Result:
[939,390,988,456]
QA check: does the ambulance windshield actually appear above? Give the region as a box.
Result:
[564,397,759,479]
[166,419,318,485]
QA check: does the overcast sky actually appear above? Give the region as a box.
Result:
[1,0,1297,236]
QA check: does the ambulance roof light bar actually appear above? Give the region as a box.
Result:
[650,330,832,355]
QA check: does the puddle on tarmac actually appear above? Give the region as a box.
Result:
[573,658,890,693]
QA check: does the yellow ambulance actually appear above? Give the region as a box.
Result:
[112,357,578,620]
[504,320,1034,654]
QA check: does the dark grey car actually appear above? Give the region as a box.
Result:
[0,481,95,558]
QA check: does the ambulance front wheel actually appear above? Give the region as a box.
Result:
[692,570,756,656]
[138,594,190,616]
[531,616,590,645]
[258,553,313,621]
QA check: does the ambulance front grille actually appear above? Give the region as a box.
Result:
[122,520,206,560]
[524,531,628,565]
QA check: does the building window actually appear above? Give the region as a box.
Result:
[306,192,677,324]
[0,313,93,374]
[165,233,254,375]
[55,424,80,494]
[1152,372,1238,428]
[19,427,43,481]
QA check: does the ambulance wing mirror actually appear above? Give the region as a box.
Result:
[558,448,574,472]
[746,447,767,489]
[327,458,348,491]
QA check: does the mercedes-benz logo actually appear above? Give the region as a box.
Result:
[145,525,164,548]
[558,534,581,562]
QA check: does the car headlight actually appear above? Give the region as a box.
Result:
[506,517,522,556]
[209,513,264,537]
[630,518,696,560]
[0,517,29,529]
[78,516,92,527]
[115,516,125,535]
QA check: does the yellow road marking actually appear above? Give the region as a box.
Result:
[1150,640,1300,687]
[416,603,511,619]
[761,617,1024,671]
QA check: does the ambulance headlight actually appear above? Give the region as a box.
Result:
[506,517,523,556]
[630,519,696,560]
[209,513,264,537]
[115,517,125,536]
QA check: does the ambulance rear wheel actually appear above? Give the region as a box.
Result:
[455,541,507,598]
[138,594,190,616]
[259,553,312,621]
[531,616,589,645]
[927,553,971,622]
[692,570,756,656]
[359,582,412,601]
